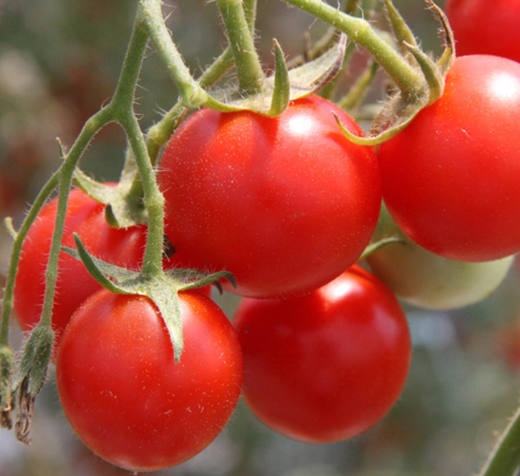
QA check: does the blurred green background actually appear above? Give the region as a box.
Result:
[2,1,520,475]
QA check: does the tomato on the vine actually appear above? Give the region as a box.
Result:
[14,188,211,349]
[446,0,520,63]
[378,55,520,262]
[158,95,382,299]
[14,188,147,347]
[233,266,411,443]
[56,289,243,472]
[366,204,514,310]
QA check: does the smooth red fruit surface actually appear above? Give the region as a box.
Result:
[366,204,514,310]
[378,55,520,262]
[14,188,211,348]
[233,266,411,443]
[56,289,243,472]
[158,95,381,298]
[14,188,146,347]
[446,0,520,63]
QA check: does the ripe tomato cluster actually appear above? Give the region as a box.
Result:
[13,62,520,467]
[10,2,520,472]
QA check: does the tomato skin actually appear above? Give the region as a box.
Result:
[378,55,520,262]
[367,204,514,310]
[233,266,411,443]
[14,188,211,348]
[56,289,243,472]
[158,95,381,298]
[446,0,520,63]
[14,188,146,347]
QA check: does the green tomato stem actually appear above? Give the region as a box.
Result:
[216,0,266,95]
[38,10,151,328]
[0,173,59,346]
[122,113,165,278]
[479,405,520,476]
[139,0,208,108]
[39,108,114,329]
[146,0,259,163]
[107,15,165,278]
[146,47,235,165]
[243,0,258,30]
[281,0,425,100]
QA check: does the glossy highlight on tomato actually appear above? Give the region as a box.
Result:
[233,266,411,443]
[378,55,520,262]
[56,289,243,472]
[158,95,382,299]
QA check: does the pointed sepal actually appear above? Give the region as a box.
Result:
[385,0,418,53]
[284,34,348,100]
[403,41,444,105]
[73,150,148,229]
[208,34,347,116]
[62,237,235,363]
[427,0,456,75]
[267,39,291,117]
[65,235,134,294]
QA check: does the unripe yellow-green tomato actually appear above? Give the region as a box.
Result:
[366,204,514,310]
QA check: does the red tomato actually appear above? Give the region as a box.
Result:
[366,204,514,310]
[14,188,211,349]
[14,188,146,348]
[233,266,411,443]
[446,0,520,63]
[378,55,520,262]
[158,95,381,299]
[56,289,243,472]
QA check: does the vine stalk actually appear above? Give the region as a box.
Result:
[479,405,520,476]
[281,0,425,100]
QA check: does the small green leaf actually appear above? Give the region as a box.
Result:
[56,137,67,159]
[334,105,420,146]
[73,168,115,205]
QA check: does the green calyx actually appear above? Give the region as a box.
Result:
[335,0,456,146]
[63,235,235,363]
[207,34,348,117]
[73,153,147,230]
[11,325,54,445]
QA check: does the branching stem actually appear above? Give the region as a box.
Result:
[281,0,425,100]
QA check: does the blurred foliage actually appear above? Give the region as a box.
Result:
[1,1,520,476]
